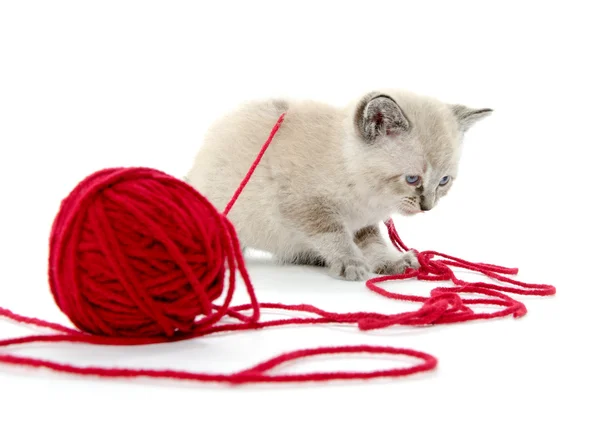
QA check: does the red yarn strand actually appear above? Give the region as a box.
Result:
[0,113,555,384]
[222,112,286,216]
[0,345,436,384]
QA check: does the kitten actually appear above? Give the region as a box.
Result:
[185,90,492,281]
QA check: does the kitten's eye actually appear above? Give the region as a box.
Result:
[405,175,421,185]
[439,176,450,186]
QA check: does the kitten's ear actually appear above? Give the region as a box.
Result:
[451,104,493,132]
[355,93,411,143]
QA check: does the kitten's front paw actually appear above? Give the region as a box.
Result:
[374,251,420,275]
[328,257,370,281]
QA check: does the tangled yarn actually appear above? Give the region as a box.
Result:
[0,113,555,384]
[48,166,250,338]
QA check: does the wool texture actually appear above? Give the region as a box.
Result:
[0,113,555,384]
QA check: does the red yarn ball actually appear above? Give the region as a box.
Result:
[48,167,231,338]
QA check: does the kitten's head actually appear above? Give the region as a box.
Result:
[348,90,492,215]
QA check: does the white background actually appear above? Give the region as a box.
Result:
[1,1,598,427]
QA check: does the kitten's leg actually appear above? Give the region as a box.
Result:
[277,238,366,279]
[279,199,370,281]
[308,227,371,280]
[284,251,327,267]
[280,231,369,280]
[354,225,420,274]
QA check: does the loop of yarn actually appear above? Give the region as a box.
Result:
[0,113,555,384]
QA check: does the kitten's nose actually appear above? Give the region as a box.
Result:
[419,195,432,212]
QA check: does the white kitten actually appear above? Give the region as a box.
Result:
[186,90,492,280]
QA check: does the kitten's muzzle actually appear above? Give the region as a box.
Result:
[419,200,433,211]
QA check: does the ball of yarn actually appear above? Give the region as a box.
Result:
[48,167,231,338]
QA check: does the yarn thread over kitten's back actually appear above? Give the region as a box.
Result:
[0,113,555,384]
